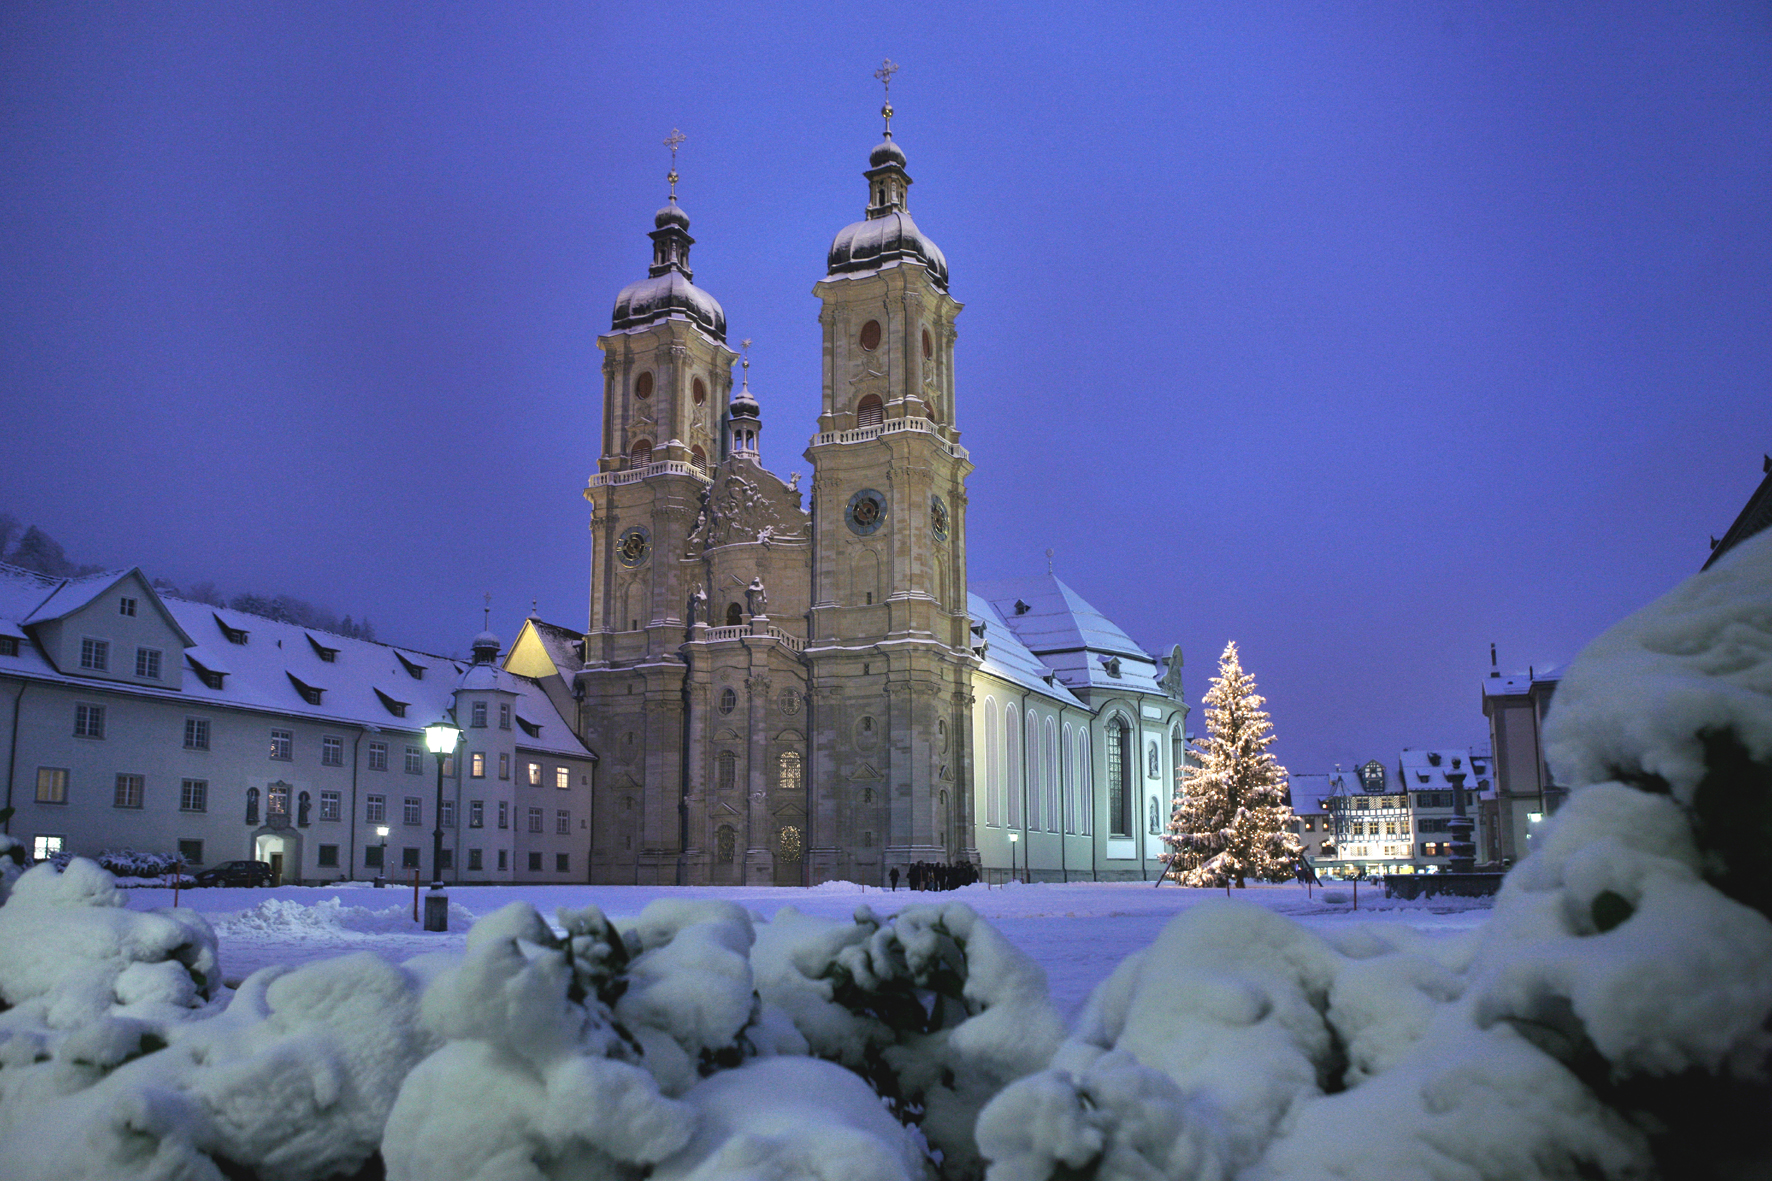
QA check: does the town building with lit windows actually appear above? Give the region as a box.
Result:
[1292,750,1497,879]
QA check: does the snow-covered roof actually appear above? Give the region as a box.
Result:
[826,209,949,291]
[1396,748,1488,793]
[1482,666,1562,698]
[0,565,592,760]
[967,592,1083,708]
[971,575,1164,694]
[611,269,726,341]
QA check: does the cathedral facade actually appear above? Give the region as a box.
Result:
[508,117,1189,887]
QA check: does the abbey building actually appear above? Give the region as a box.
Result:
[519,117,1191,886]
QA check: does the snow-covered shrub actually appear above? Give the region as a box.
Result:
[756,901,1064,1179]
[0,830,26,905]
[980,533,1772,1181]
[96,847,182,879]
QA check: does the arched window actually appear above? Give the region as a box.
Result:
[630,438,652,466]
[692,377,707,405]
[1046,717,1060,832]
[1062,724,1074,834]
[983,697,1000,827]
[1026,709,1042,832]
[779,750,802,795]
[1078,729,1093,835]
[1107,717,1131,837]
[245,787,259,826]
[691,445,707,473]
[856,395,884,428]
[725,602,743,627]
[1004,703,1022,828]
[717,751,736,793]
[634,372,653,400]
[1173,726,1187,799]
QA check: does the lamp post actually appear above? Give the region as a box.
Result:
[375,825,389,887]
[1008,832,1018,886]
[424,718,461,889]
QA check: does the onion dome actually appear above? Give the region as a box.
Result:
[827,108,948,291]
[654,203,690,231]
[611,142,727,341]
[471,630,500,664]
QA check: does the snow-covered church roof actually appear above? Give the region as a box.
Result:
[967,591,1083,707]
[972,575,1164,694]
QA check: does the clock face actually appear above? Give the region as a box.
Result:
[845,488,886,536]
[616,526,651,568]
[930,494,950,541]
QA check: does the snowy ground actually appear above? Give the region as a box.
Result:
[122,878,1491,1017]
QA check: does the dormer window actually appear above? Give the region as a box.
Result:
[395,651,426,680]
[286,673,324,706]
[1102,656,1122,678]
[187,656,225,690]
[307,635,339,662]
[1427,752,1442,766]
[374,689,408,719]
[214,614,249,645]
[516,716,541,738]
[1013,600,1031,615]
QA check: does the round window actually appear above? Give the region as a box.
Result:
[719,687,737,714]
[859,320,882,351]
[693,377,706,405]
[635,372,653,400]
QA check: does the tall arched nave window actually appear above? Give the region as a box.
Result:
[1045,717,1060,833]
[1106,715,1131,837]
[983,697,1000,827]
[1004,702,1022,828]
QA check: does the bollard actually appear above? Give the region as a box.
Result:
[423,891,449,932]
[412,870,420,922]
[1353,878,1359,910]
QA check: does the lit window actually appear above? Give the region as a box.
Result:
[119,597,136,616]
[528,762,541,786]
[554,766,569,791]
[405,746,424,774]
[403,797,421,825]
[779,751,801,795]
[322,736,344,766]
[471,752,485,779]
[33,835,64,860]
[135,648,161,679]
[180,779,207,812]
[74,703,105,739]
[35,768,67,803]
[555,809,570,835]
[366,794,386,823]
[80,638,108,670]
[270,729,292,760]
[1528,812,1544,823]
[113,774,143,808]
[471,702,487,728]
[528,807,543,833]
[268,783,289,815]
[319,789,340,820]
[470,800,484,827]
[184,718,210,750]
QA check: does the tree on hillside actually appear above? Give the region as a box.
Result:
[1162,641,1301,887]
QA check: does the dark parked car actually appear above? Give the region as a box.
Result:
[194,860,274,888]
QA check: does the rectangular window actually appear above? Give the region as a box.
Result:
[499,703,511,730]
[364,844,384,868]
[119,597,136,616]
[401,847,420,869]
[180,778,208,812]
[498,753,510,780]
[556,809,570,835]
[471,752,485,779]
[321,736,344,766]
[403,797,421,825]
[497,849,507,870]
[555,852,569,873]
[177,838,203,865]
[527,851,542,872]
[366,794,386,823]
[468,848,483,870]
[135,648,162,679]
[555,766,570,791]
[364,741,386,771]
[183,718,210,750]
[33,835,64,860]
[114,773,144,808]
[527,806,543,833]
[470,800,484,828]
[74,704,105,739]
[441,800,455,828]
[0,636,16,657]
[317,844,339,867]
[270,729,292,760]
[497,801,508,829]
[319,789,341,820]
[527,762,542,787]
[405,746,424,774]
[439,848,453,870]
[471,702,487,728]
[80,637,108,671]
[442,754,455,777]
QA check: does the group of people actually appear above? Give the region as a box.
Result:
[888,860,978,892]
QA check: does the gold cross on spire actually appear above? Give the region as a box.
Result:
[740,338,752,381]
[663,128,686,200]
[874,59,899,136]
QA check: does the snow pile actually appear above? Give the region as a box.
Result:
[979,532,1772,1181]
[215,895,478,942]
[0,832,26,905]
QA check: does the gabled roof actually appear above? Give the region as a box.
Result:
[505,617,584,680]
[16,566,197,646]
[972,574,1164,694]
[967,592,1083,707]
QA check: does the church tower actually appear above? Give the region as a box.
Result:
[804,72,976,884]
[582,137,737,883]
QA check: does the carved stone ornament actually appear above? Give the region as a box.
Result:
[778,688,801,715]
[690,473,788,550]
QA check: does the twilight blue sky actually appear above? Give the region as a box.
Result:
[2,2,1767,775]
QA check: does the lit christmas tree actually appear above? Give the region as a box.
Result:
[1163,641,1301,887]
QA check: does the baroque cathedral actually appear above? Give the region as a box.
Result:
[503,99,1190,887]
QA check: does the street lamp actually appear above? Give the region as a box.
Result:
[375,825,389,887]
[1008,832,1018,886]
[424,717,461,889]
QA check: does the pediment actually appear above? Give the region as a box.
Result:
[848,762,883,782]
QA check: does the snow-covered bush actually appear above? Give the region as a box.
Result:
[0,830,26,905]
[756,901,1064,1179]
[95,847,183,879]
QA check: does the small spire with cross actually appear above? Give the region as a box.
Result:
[874,59,899,137]
[663,128,686,202]
[740,337,752,386]
[483,592,492,631]
[1046,548,1056,575]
